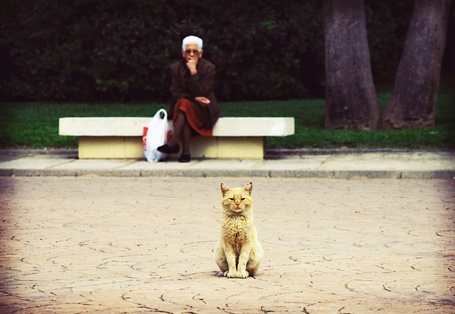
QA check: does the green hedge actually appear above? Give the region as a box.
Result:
[0,0,414,102]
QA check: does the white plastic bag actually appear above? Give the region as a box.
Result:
[143,109,172,162]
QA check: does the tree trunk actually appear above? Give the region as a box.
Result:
[448,4,455,74]
[382,0,453,129]
[324,0,381,130]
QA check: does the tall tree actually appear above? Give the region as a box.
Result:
[324,0,381,130]
[382,0,453,129]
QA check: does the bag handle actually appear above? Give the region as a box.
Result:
[155,108,167,120]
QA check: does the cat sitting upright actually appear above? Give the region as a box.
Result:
[214,182,264,278]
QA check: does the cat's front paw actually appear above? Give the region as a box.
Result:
[237,270,249,278]
[226,270,238,278]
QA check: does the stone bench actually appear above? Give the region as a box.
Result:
[59,117,295,159]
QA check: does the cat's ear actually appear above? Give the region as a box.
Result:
[244,182,253,195]
[220,183,230,195]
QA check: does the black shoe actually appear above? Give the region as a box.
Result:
[179,153,191,162]
[157,144,180,154]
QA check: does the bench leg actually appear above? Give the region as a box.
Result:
[78,136,265,159]
[191,137,265,159]
[79,136,143,159]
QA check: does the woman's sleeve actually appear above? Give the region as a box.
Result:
[169,66,191,101]
[185,63,216,97]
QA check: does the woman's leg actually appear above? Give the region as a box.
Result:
[158,110,191,160]
[181,119,191,154]
[167,111,191,154]
[167,111,185,147]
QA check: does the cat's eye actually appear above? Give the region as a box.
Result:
[229,198,235,201]
[241,198,245,201]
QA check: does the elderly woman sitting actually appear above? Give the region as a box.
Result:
[158,35,221,162]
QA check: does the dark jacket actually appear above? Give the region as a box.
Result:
[168,58,221,128]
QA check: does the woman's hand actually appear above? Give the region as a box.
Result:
[186,57,198,75]
[195,97,211,106]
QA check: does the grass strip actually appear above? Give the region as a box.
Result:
[0,91,453,149]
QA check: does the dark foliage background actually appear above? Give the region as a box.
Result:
[1,0,447,103]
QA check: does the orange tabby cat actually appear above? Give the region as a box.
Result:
[214,182,264,278]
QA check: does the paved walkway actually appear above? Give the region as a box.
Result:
[0,176,454,313]
[0,149,454,179]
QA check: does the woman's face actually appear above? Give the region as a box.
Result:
[182,43,203,63]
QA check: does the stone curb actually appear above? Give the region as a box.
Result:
[1,148,454,179]
[1,168,454,179]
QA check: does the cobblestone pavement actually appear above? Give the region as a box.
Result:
[0,176,454,313]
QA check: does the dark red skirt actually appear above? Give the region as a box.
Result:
[172,98,213,136]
